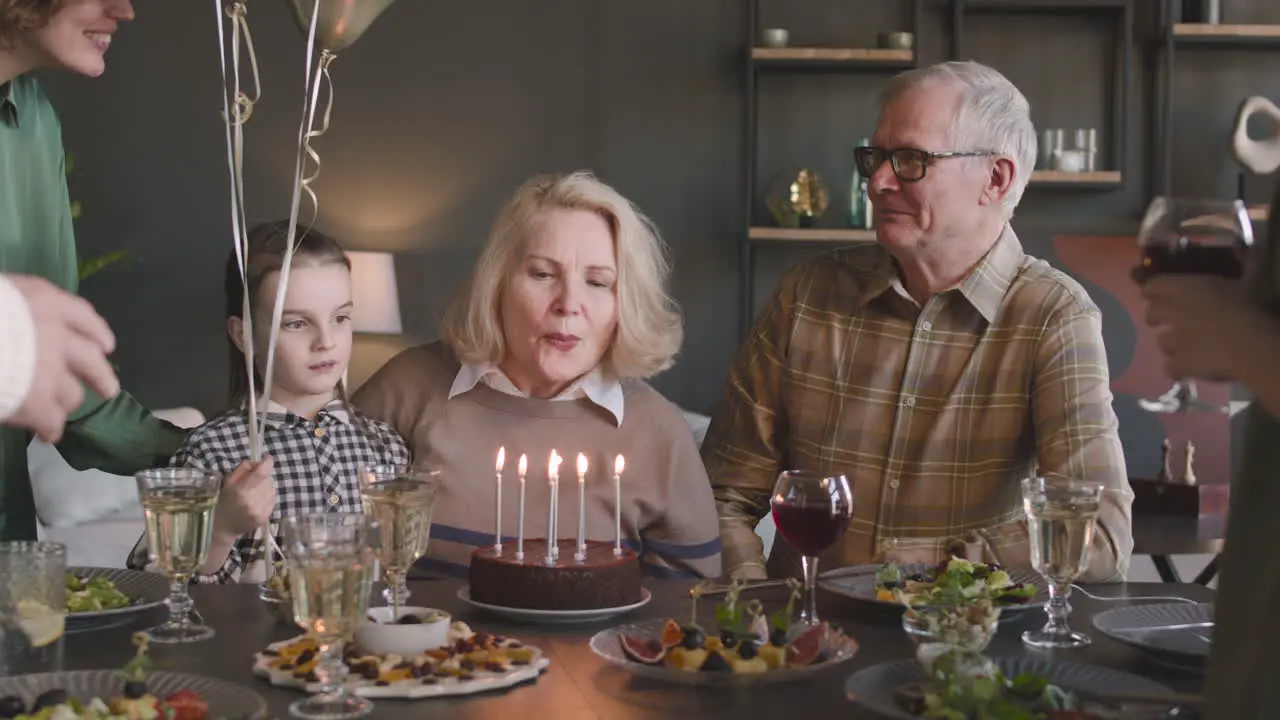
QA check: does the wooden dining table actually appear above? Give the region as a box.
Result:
[62,579,1215,719]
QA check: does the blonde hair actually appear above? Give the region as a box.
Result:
[442,170,682,379]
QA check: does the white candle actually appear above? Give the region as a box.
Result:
[494,447,505,554]
[614,454,626,556]
[545,450,559,565]
[516,453,527,561]
[575,453,588,561]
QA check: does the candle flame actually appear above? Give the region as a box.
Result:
[615,454,625,475]
[518,453,527,476]
[577,452,588,476]
[496,446,505,472]
[549,449,561,479]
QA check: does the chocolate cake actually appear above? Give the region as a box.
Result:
[468,539,642,611]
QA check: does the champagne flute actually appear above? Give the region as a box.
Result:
[282,513,379,720]
[769,470,854,625]
[358,465,438,618]
[1135,196,1253,413]
[135,467,221,643]
[1020,476,1105,649]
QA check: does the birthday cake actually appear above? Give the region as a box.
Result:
[469,539,643,611]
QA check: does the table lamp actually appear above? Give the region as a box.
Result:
[346,251,402,335]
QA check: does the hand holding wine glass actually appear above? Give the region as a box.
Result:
[769,470,854,626]
[1134,197,1253,413]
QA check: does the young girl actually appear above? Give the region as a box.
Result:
[129,220,410,583]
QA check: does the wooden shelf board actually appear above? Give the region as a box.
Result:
[752,47,913,63]
[964,0,1129,13]
[749,227,876,243]
[1174,23,1280,39]
[1029,170,1122,185]
[1249,205,1269,222]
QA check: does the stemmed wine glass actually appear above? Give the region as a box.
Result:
[1020,476,1105,649]
[358,465,438,617]
[1135,196,1253,413]
[135,467,222,643]
[281,513,380,720]
[769,470,854,626]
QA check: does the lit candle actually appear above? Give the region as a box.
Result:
[575,453,588,562]
[494,447,505,554]
[614,454,626,556]
[545,450,559,565]
[516,453,527,561]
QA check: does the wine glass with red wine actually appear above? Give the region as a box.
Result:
[769,470,854,626]
[1135,197,1254,413]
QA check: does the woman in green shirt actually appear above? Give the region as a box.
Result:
[0,1,269,544]
[1142,208,1280,716]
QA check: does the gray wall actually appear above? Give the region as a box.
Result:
[41,0,1280,479]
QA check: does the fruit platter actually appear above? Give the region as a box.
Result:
[252,618,549,699]
[0,633,267,720]
[589,578,860,686]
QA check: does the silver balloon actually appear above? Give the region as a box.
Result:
[286,0,398,53]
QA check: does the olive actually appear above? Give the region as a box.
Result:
[699,651,733,673]
[719,630,738,649]
[395,614,423,625]
[907,573,929,583]
[32,690,68,712]
[680,626,705,651]
[123,680,149,699]
[769,627,789,647]
[0,695,26,718]
[737,640,759,660]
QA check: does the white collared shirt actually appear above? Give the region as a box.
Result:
[448,363,625,426]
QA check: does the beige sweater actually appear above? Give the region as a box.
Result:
[353,342,722,580]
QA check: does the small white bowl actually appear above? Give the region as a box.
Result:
[762,28,789,48]
[354,606,451,657]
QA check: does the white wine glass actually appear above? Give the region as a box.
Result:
[1135,196,1253,413]
[135,467,221,644]
[282,513,379,720]
[358,465,438,617]
[1020,476,1105,649]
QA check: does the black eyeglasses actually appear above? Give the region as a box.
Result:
[853,146,997,182]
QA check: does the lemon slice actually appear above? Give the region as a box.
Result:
[15,599,66,648]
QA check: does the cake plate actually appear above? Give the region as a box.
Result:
[458,587,652,624]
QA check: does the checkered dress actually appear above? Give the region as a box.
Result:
[127,399,410,584]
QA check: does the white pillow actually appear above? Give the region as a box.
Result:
[30,407,204,529]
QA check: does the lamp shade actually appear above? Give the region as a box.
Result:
[346,251,402,334]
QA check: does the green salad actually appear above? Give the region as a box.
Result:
[66,575,132,613]
[876,557,1038,607]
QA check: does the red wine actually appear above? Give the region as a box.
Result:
[1140,244,1244,279]
[770,501,852,557]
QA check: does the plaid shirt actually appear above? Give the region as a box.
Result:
[704,226,1133,583]
[127,399,410,583]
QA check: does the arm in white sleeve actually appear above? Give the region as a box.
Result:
[0,274,37,423]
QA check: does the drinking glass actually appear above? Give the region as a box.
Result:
[282,513,379,720]
[358,465,438,616]
[0,542,67,675]
[769,470,854,625]
[1135,196,1253,413]
[1020,476,1105,649]
[135,467,221,643]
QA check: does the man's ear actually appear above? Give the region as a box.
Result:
[227,316,247,354]
[979,156,1017,208]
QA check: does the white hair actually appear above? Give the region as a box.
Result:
[880,61,1038,217]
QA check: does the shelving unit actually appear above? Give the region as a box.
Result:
[949,0,1134,191]
[1155,2,1280,214]
[739,0,923,338]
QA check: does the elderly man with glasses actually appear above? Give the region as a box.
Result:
[703,60,1133,583]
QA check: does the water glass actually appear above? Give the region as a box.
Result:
[282,513,379,720]
[135,467,222,643]
[1020,476,1105,649]
[0,542,67,675]
[358,465,438,613]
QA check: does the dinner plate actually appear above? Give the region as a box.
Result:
[1093,602,1213,661]
[457,587,652,624]
[65,567,169,633]
[844,656,1175,719]
[818,563,1047,617]
[0,670,267,719]
[589,618,860,687]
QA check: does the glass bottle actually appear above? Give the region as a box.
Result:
[849,138,873,230]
